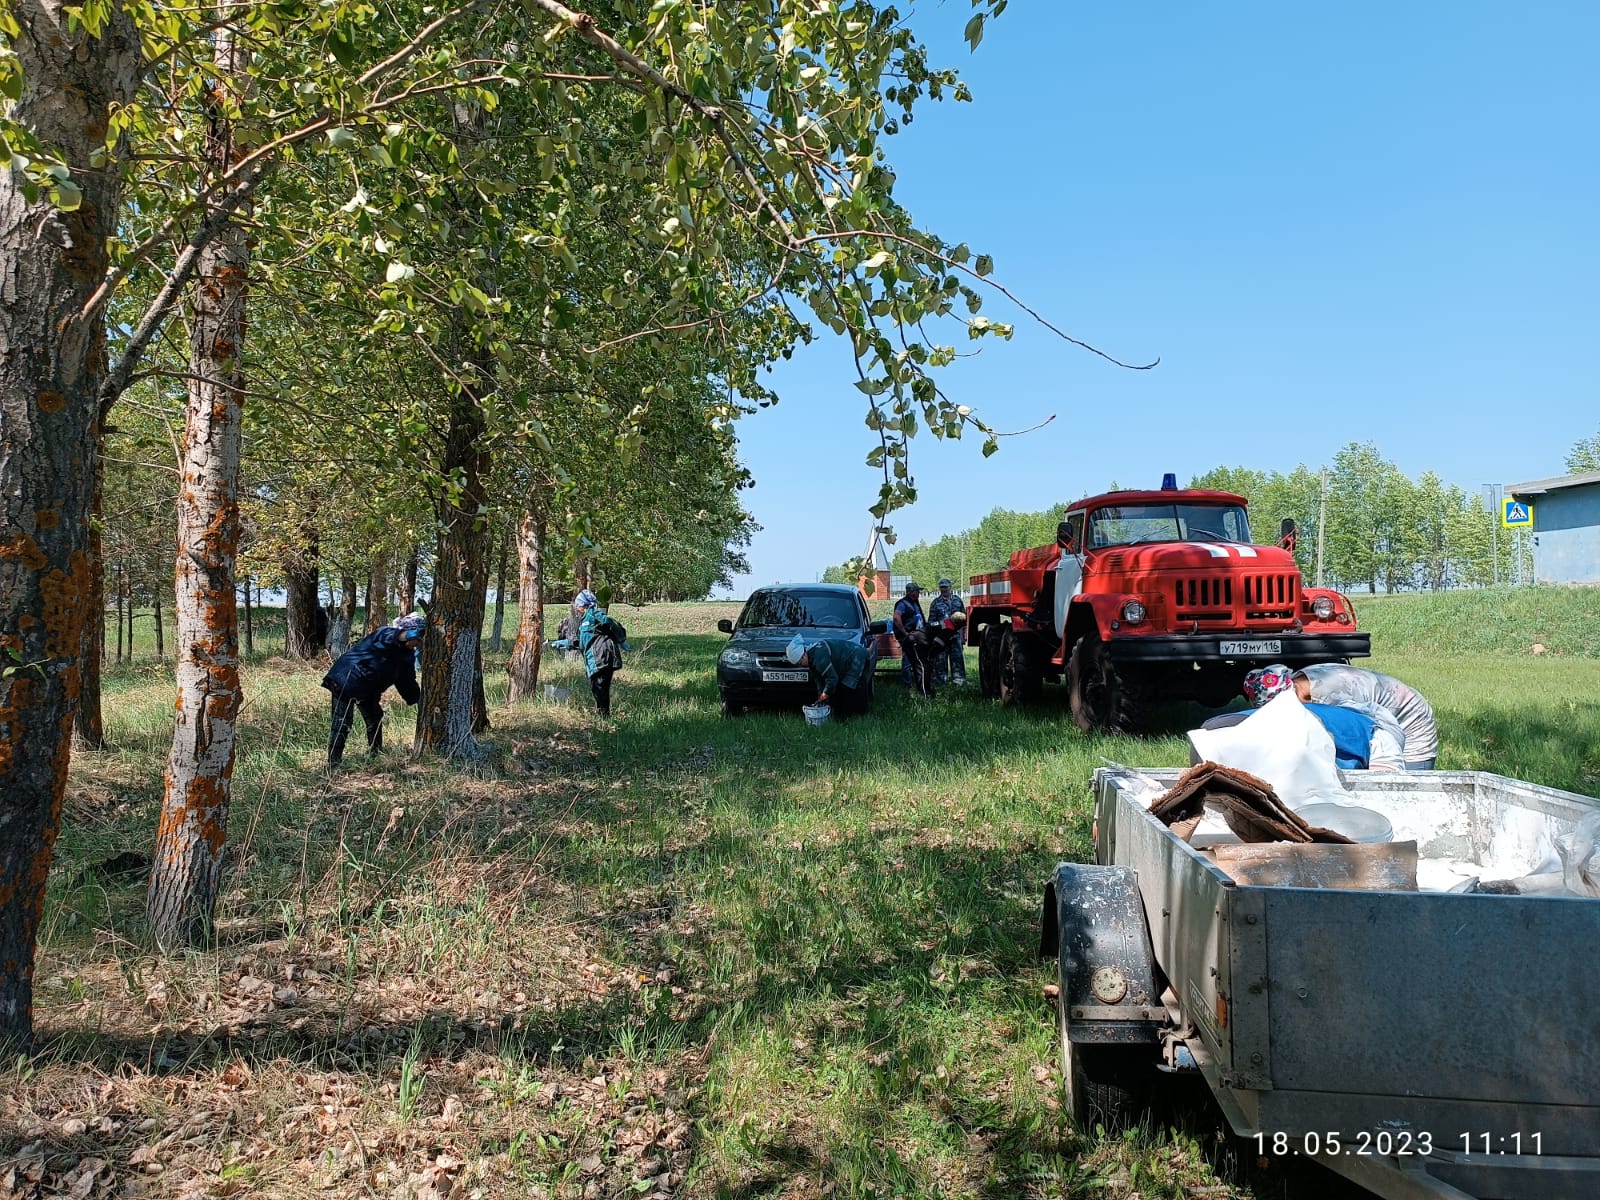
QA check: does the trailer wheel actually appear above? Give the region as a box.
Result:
[1057,990,1150,1132]
[1068,631,1135,733]
[999,628,1042,706]
[978,624,1003,699]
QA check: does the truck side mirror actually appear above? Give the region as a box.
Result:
[1278,518,1297,552]
[1057,521,1078,552]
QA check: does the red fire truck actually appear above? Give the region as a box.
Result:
[966,477,1369,731]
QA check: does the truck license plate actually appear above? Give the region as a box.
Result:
[1220,640,1281,656]
[761,670,809,682]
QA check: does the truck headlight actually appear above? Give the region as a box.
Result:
[1310,596,1335,620]
[719,648,756,667]
[1121,600,1146,624]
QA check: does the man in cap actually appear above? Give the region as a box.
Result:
[926,578,968,686]
[892,580,927,693]
[321,613,424,765]
[786,634,873,720]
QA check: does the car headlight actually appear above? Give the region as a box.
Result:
[719,648,756,668]
[1310,596,1335,620]
[1121,599,1147,624]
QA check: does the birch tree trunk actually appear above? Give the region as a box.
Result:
[472,561,490,735]
[489,533,508,652]
[365,551,390,633]
[0,0,140,1047]
[416,378,490,759]
[114,564,126,661]
[284,558,321,658]
[329,573,358,657]
[147,21,250,950]
[506,509,547,703]
[400,549,419,615]
[241,576,254,655]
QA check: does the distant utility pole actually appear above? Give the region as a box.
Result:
[1483,484,1499,586]
[1315,467,1328,588]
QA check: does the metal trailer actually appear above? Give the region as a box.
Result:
[1040,768,1600,1200]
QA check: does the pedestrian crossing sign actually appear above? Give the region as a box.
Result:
[1502,499,1533,528]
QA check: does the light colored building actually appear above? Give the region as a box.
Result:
[1506,470,1600,585]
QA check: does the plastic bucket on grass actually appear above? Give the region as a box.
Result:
[802,704,831,727]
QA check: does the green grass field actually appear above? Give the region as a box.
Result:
[10,591,1600,1198]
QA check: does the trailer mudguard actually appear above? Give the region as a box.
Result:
[1039,863,1163,1045]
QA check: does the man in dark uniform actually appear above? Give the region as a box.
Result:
[787,635,873,720]
[892,580,926,693]
[322,613,424,765]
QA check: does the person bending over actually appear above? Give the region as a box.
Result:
[322,613,424,766]
[786,634,873,720]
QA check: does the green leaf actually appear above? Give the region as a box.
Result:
[385,261,414,283]
[325,127,357,150]
[975,254,993,277]
[964,13,985,50]
[50,179,83,212]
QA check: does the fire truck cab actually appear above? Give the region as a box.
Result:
[966,478,1369,732]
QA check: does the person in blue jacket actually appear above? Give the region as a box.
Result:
[575,593,626,717]
[1239,665,1404,769]
[321,613,424,765]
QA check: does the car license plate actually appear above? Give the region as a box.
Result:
[1220,640,1281,656]
[761,670,809,682]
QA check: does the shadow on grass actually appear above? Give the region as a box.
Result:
[39,632,1242,1197]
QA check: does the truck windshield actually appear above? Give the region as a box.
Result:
[738,590,862,629]
[1088,503,1251,548]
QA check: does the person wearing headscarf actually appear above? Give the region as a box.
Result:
[321,613,424,765]
[1239,664,1406,770]
[575,591,626,717]
[786,634,872,720]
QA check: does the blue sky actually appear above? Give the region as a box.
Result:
[718,1,1597,595]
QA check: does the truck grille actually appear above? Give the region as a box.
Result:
[1174,577,1231,621]
[1242,573,1298,620]
[1173,573,1299,623]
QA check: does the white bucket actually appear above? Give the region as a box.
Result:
[1294,802,1393,844]
[801,703,831,727]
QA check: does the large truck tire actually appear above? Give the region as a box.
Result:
[978,624,1004,699]
[999,627,1043,706]
[1068,630,1139,733]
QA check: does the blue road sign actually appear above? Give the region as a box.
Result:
[1502,499,1533,528]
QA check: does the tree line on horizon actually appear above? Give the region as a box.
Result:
[824,432,1600,595]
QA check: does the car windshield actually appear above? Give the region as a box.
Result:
[738,590,861,629]
[1087,503,1251,547]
